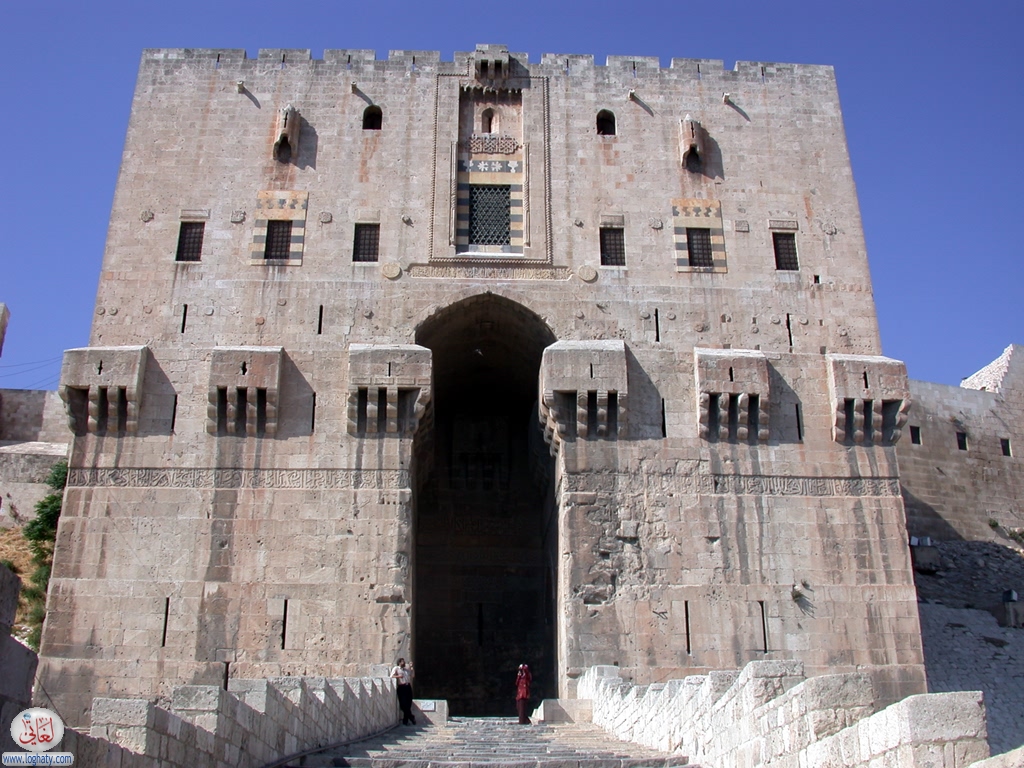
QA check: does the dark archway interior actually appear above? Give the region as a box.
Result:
[413,294,557,715]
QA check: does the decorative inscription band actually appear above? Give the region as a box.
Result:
[406,264,570,280]
[562,472,901,497]
[66,467,410,490]
[66,467,898,497]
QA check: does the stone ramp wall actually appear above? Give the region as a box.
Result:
[577,661,990,768]
[56,675,396,767]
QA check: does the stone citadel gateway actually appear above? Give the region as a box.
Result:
[22,44,1021,730]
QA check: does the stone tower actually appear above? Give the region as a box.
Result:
[39,44,924,725]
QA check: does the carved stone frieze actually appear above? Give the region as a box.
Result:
[66,467,411,490]
[464,134,520,154]
[560,471,901,498]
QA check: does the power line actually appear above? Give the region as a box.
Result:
[0,355,63,369]
[0,361,61,379]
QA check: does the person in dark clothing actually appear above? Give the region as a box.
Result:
[515,663,532,724]
[391,658,416,725]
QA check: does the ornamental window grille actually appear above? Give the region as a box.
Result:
[175,222,205,262]
[686,227,713,267]
[353,223,380,262]
[600,227,626,266]
[469,185,511,246]
[265,220,293,260]
[773,232,799,270]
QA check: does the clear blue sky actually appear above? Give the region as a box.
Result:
[1,0,1020,390]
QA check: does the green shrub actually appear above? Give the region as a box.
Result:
[20,459,66,651]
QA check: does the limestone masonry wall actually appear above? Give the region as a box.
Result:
[577,661,991,768]
[898,345,1024,540]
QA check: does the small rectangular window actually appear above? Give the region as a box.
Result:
[175,222,205,262]
[1001,438,1012,457]
[956,431,968,451]
[600,227,626,266]
[353,223,380,262]
[773,232,799,270]
[910,425,922,445]
[686,227,714,267]
[265,220,293,260]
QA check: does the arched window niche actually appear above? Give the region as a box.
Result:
[362,105,383,130]
[480,108,498,134]
[596,109,616,136]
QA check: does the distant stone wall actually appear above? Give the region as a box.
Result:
[0,565,38,753]
[577,661,990,768]
[898,345,1023,540]
[0,389,70,443]
[50,675,397,767]
[0,442,67,527]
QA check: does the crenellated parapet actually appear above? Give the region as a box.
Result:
[826,354,910,445]
[139,46,833,83]
[346,345,432,437]
[206,347,283,436]
[695,348,770,442]
[59,346,149,435]
[539,340,628,450]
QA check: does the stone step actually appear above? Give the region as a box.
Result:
[292,717,692,768]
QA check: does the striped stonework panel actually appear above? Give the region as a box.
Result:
[251,190,308,263]
[672,198,727,273]
[455,163,524,255]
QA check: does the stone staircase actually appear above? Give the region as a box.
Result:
[293,717,693,768]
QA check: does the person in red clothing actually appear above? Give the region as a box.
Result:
[515,663,532,724]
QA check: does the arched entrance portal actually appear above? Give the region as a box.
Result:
[413,294,557,714]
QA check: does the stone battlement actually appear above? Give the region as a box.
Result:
[141,45,831,80]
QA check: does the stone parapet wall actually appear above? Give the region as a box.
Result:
[0,390,70,444]
[0,565,38,753]
[52,674,396,768]
[898,345,1023,540]
[578,661,991,768]
[0,441,68,526]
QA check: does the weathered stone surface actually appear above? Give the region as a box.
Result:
[898,344,1024,540]
[579,663,992,768]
